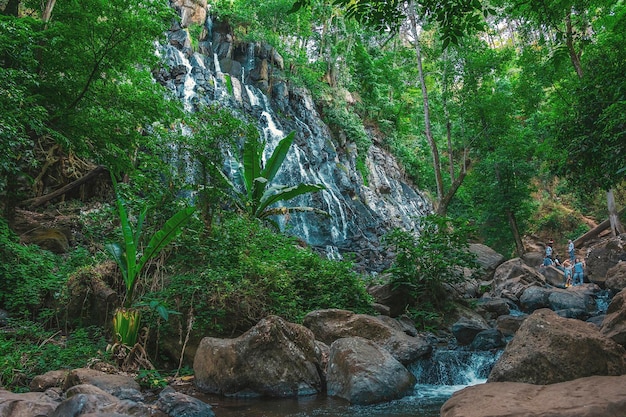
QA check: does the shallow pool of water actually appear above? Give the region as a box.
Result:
[191,349,501,417]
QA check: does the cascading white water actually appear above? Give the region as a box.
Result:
[158,12,433,266]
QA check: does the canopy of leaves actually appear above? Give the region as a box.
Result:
[547,3,626,191]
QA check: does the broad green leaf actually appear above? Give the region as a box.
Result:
[242,136,263,200]
[257,183,325,216]
[261,131,295,184]
[137,206,195,275]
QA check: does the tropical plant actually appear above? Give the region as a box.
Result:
[105,176,194,346]
[220,131,327,227]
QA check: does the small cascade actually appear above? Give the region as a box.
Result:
[595,289,612,314]
[409,349,501,387]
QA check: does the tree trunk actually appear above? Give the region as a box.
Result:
[408,0,444,204]
[436,158,471,216]
[574,206,626,247]
[20,165,108,208]
[42,0,56,24]
[565,13,584,79]
[507,209,525,257]
[607,189,625,236]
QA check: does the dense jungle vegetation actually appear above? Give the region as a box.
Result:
[1,0,625,391]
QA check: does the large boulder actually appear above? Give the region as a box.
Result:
[601,289,626,348]
[63,368,141,399]
[441,375,626,417]
[193,315,324,397]
[453,244,505,298]
[496,314,527,337]
[519,285,597,316]
[51,384,152,417]
[469,243,505,278]
[490,258,547,304]
[302,309,431,364]
[0,389,61,417]
[450,316,490,346]
[326,337,415,405]
[585,235,626,286]
[367,279,412,317]
[488,309,626,384]
[605,262,626,293]
[156,387,215,417]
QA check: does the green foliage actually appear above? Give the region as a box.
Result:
[547,2,626,191]
[136,368,168,389]
[0,0,182,185]
[291,0,487,48]
[105,176,194,345]
[0,218,88,320]
[0,321,107,392]
[154,215,374,336]
[105,176,195,310]
[383,215,478,314]
[0,16,47,208]
[322,104,372,181]
[220,131,327,226]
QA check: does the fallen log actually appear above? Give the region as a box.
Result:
[574,208,626,248]
[20,165,108,208]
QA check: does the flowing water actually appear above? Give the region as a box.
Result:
[191,349,501,417]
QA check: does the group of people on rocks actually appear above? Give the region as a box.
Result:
[542,238,586,287]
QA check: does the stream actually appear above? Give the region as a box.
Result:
[191,349,501,417]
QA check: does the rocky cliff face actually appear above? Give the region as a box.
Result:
[155,6,431,271]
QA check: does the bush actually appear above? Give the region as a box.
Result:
[0,219,71,320]
[152,215,374,338]
[0,321,107,392]
[383,215,478,326]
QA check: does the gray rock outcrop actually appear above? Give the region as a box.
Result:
[441,375,626,417]
[488,309,626,384]
[193,315,324,397]
[302,309,431,364]
[326,337,415,405]
[490,258,546,303]
[585,235,626,285]
[605,262,626,293]
[601,288,626,347]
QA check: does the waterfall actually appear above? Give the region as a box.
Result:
[157,12,433,270]
[409,349,502,387]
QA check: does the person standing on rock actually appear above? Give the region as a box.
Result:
[546,240,554,259]
[568,239,575,263]
[573,258,585,286]
[562,259,573,287]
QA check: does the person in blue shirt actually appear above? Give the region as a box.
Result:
[546,241,553,259]
[573,258,585,286]
[568,239,575,263]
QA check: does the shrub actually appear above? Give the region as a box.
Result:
[0,218,76,320]
[151,215,374,338]
[383,215,478,326]
[0,321,107,392]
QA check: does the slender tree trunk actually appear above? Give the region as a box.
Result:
[507,209,525,257]
[442,50,455,183]
[436,159,471,216]
[42,0,56,22]
[565,13,584,79]
[607,189,625,236]
[408,0,444,204]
